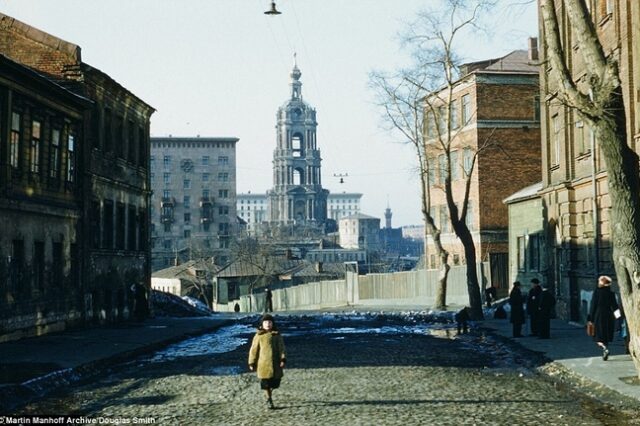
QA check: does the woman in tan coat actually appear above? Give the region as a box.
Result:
[248,314,286,409]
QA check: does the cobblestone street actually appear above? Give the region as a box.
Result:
[19,314,639,425]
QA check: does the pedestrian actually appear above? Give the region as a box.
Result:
[587,275,619,360]
[265,288,273,313]
[509,281,525,338]
[248,313,286,409]
[455,307,470,334]
[131,282,149,322]
[537,282,556,339]
[234,302,240,313]
[527,278,542,336]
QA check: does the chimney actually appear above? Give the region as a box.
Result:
[528,37,539,62]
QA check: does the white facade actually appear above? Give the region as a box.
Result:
[237,193,269,234]
[327,192,363,220]
[339,213,381,251]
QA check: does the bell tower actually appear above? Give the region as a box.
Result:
[268,56,328,225]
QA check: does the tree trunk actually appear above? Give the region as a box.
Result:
[593,89,640,376]
[454,222,484,320]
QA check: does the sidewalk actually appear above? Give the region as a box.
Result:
[0,315,237,411]
[482,317,640,402]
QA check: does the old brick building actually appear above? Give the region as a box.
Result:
[424,46,541,291]
[0,13,154,340]
[535,0,640,321]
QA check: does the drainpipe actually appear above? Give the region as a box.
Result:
[590,127,600,277]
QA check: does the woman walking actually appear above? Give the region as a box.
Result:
[509,281,525,337]
[588,275,619,361]
[248,314,286,409]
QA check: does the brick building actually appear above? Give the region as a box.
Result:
[423,46,541,286]
[0,13,154,340]
[535,0,640,321]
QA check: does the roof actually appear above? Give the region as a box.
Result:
[151,136,239,144]
[340,213,380,221]
[215,257,304,278]
[503,182,543,204]
[287,262,345,279]
[461,50,539,75]
[152,259,221,279]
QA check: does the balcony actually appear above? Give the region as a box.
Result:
[161,197,175,207]
[200,196,213,207]
[161,214,174,224]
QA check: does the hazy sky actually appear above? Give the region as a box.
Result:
[1,0,538,226]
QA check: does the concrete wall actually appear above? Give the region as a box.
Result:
[237,263,489,312]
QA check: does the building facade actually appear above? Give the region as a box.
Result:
[536,0,639,321]
[423,46,541,271]
[150,137,239,271]
[339,213,381,252]
[237,192,268,235]
[327,192,362,220]
[268,61,328,225]
[0,13,154,340]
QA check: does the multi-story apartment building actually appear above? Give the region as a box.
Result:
[532,0,640,321]
[0,13,154,340]
[327,192,362,221]
[339,213,381,252]
[423,45,541,274]
[150,137,239,271]
[237,192,268,236]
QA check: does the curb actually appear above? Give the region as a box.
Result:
[0,319,234,413]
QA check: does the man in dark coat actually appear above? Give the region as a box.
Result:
[527,278,542,336]
[588,275,619,360]
[537,282,556,339]
[265,288,273,313]
[509,281,525,337]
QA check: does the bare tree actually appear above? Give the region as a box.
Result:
[369,69,451,310]
[540,0,640,376]
[385,0,495,319]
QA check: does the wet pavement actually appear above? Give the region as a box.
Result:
[15,313,640,425]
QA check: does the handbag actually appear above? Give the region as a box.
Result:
[586,321,595,337]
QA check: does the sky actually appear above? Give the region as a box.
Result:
[0,0,538,227]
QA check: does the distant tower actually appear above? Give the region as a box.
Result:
[268,56,328,224]
[384,204,392,229]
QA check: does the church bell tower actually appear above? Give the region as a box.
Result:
[268,57,328,225]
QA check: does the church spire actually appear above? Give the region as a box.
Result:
[290,53,302,99]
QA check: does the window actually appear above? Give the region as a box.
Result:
[219,189,229,198]
[517,236,526,271]
[128,205,137,250]
[34,241,45,290]
[218,172,229,182]
[50,128,61,178]
[534,96,540,121]
[52,242,63,288]
[66,133,75,182]
[438,154,447,184]
[150,156,155,168]
[164,239,172,249]
[427,159,436,185]
[219,206,229,215]
[30,120,41,174]
[575,120,587,155]
[91,201,101,248]
[163,155,171,168]
[426,112,436,138]
[183,179,191,189]
[451,101,460,130]
[465,202,474,231]
[10,112,21,169]
[184,212,191,223]
[127,120,136,162]
[453,254,460,265]
[218,156,229,166]
[184,230,191,238]
[138,127,146,167]
[551,114,560,166]
[439,205,449,233]
[104,200,114,249]
[202,173,209,182]
[461,94,471,125]
[104,108,112,153]
[116,116,124,158]
[116,203,126,250]
[164,223,171,233]
[184,196,191,208]
[437,106,446,135]
[529,235,540,271]
[163,190,171,198]
[164,173,171,185]
[463,147,473,175]
[202,156,210,166]
[450,150,459,180]
[219,223,229,235]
